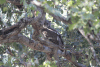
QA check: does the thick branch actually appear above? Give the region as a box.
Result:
[0,17,32,39]
[0,34,51,53]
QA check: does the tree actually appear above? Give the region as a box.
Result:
[0,0,100,67]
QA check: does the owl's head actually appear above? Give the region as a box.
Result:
[43,20,51,28]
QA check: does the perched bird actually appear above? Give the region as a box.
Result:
[41,20,64,51]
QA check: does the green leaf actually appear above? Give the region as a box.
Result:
[83,27,91,35]
[20,0,23,4]
[71,55,75,61]
[0,0,6,4]
[82,13,94,20]
[68,23,77,30]
[3,7,8,13]
[71,8,78,12]
[62,0,66,3]
[0,62,4,66]
[28,13,33,17]
[47,1,52,5]
[36,11,40,16]
[71,16,80,23]
[31,6,35,10]
[94,29,98,34]
[78,57,82,63]
[67,1,73,6]
[39,0,45,2]
[76,0,80,5]
[93,11,100,17]
[39,65,44,67]
[93,19,100,26]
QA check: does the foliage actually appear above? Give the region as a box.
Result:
[0,0,100,67]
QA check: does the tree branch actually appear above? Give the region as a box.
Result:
[0,34,51,53]
[0,17,33,39]
[31,1,72,24]
[79,29,100,65]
